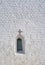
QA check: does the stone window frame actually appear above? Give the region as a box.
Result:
[16,34,25,54]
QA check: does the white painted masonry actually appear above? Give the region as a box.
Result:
[0,0,45,65]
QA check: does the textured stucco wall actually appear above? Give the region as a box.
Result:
[0,0,45,65]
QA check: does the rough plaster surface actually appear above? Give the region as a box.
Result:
[0,0,45,65]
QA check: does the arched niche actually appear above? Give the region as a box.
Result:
[16,34,25,54]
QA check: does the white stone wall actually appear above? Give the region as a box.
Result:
[0,0,45,65]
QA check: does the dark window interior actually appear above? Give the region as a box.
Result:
[17,38,23,53]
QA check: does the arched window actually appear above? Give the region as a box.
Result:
[17,38,23,53]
